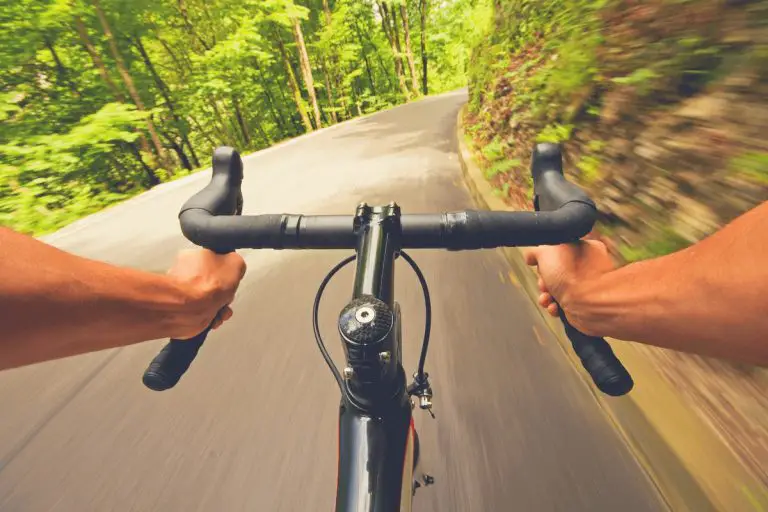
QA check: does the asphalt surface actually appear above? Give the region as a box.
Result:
[0,90,665,511]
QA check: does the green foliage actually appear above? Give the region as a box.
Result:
[0,102,153,234]
[428,0,494,94]
[480,137,505,161]
[730,151,768,185]
[536,123,573,143]
[468,0,604,124]
[492,182,510,198]
[618,227,690,262]
[612,68,659,87]
[0,0,478,234]
[576,154,601,184]
[485,158,521,179]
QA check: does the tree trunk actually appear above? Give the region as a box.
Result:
[44,37,80,97]
[399,2,419,95]
[73,15,123,100]
[157,35,188,76]
[176,0,212,51]
[252,117,272,147]
[390,6,407,88]
[254,59,288,135]
[321,0,340,124]
[128,143,160,187]
[231,95,251,146]
[292,18,322,129]
[379,2,410,99]
[133,36,198,166]
[352,21,377,94]
[210,100,236,144]
[419,0,428,95]
[74,15,154,158]
[189,115,217,147]
[183,138,200,168]
[163,133,193,170]
[322,0,332,24]
[359,20,393,90]
[92,0,168,167]
[321,58,338,124]
[275,29,313,133]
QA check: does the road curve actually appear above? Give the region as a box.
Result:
[0,90,664,511]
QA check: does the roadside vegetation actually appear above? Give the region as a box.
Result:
[0,0,489,235]
[465,0,768,259]
[464,0,768,486]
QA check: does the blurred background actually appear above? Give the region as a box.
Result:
[463,0,768,499]
[1,0,768,510]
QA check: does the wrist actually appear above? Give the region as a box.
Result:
[161,275,215,335]
[136,273,211,339]
[559,274,608,336]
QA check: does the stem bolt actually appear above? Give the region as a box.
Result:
[378,351,391,363]
[343,367,355,379]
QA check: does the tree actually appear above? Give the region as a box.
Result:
[275,28,314,132]
[91,0,169,168]
[419,0,428,95]
[0,0,489,236]
[399,1,419,95]
[378,1,410,99]
[292,16,322,129]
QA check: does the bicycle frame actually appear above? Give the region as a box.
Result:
[142,144,633,509]
[335,203,417,512]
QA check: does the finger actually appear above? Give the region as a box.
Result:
[211,306,233,330]
[226,252,247,279]
[523,247,539,266]
[546,303,559,317]
[538,293,554,308]
[537,276,547,293]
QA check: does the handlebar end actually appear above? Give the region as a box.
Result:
[212,146,244,184]
[180,146,244,223]
[531,143,564,180]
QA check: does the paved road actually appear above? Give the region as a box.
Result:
[0,91,664,511]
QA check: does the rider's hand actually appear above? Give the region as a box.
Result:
[524,240,616,334]
[166,249,247,339]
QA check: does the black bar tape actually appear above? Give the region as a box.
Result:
[559,312,634,396]
[142,329,210,391]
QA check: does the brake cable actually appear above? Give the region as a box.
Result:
[312,251,433,395]
[313,254,356,392]
[400,251,431,378]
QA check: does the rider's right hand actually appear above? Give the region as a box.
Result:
[166,249,247,339]
[524,240,616,335]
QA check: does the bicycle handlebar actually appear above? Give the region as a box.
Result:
[142,144,633,396]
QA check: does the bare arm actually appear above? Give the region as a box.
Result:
[525,201,768,365]
[0,228,246,370]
